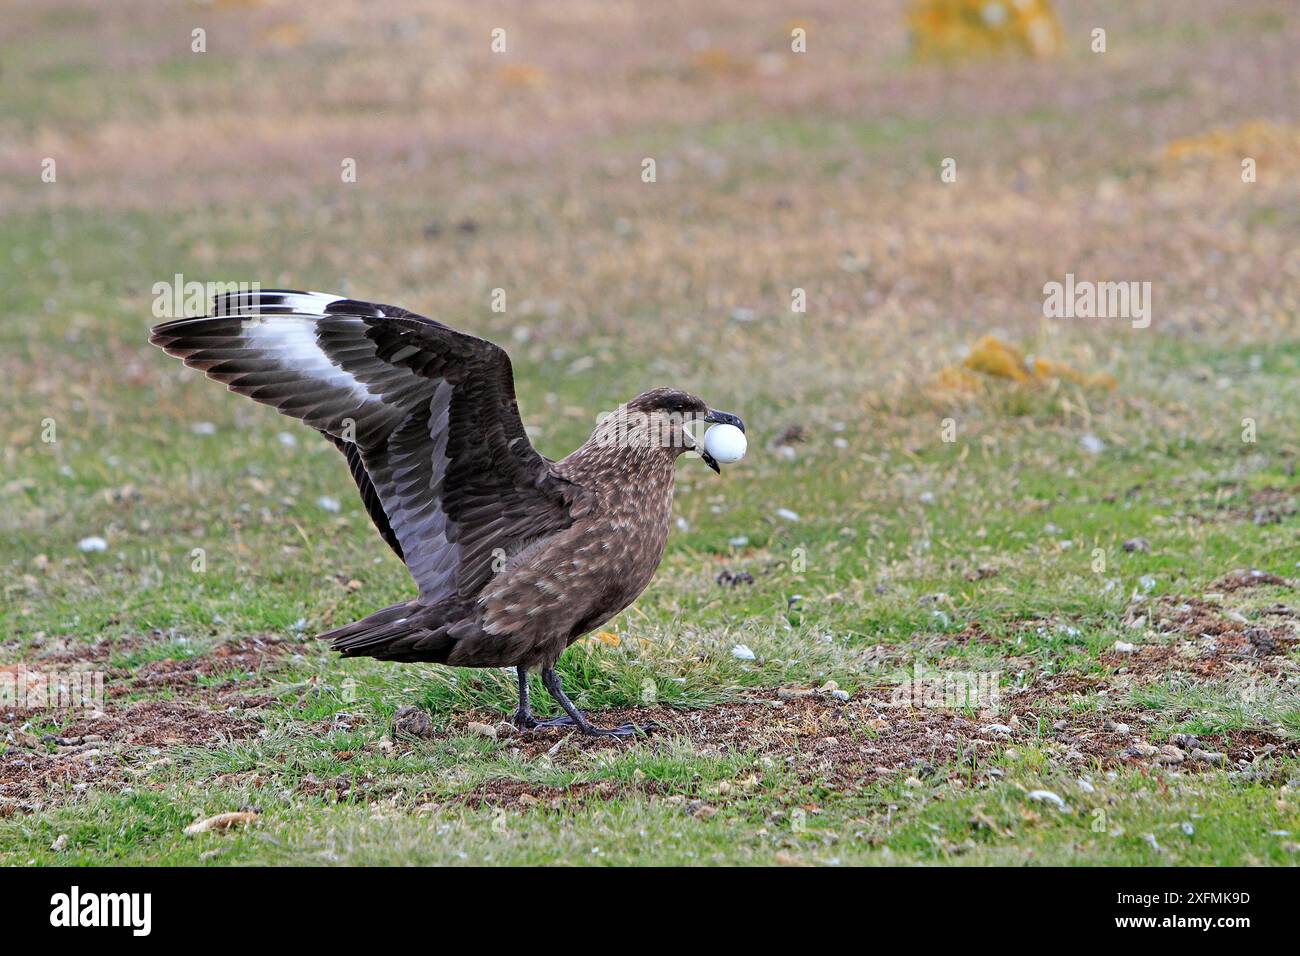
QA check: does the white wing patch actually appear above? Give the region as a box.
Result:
[212,290,345,317]
[244,315,373,404]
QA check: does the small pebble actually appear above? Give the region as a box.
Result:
[777,686,816,700]
[1027,790,1068,812]
[1157,744,1186,765]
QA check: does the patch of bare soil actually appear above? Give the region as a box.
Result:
[1106,596,1298,679]
[1210,569,1292,593]
[0,700,264,812]
[0,734,123,815]
[443,690,991,810]
[3,635,288,704]
[0,639,283,812]
[935,622,998,648]
[59,699,264,748]
[0,632,145,667]
[125,637,288,699]
[1217,487,1299,526]
[433,667,1298,812]
[1006,690,1297,771]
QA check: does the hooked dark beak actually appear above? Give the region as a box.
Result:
[699,409,745,475]
[704,409,746,433]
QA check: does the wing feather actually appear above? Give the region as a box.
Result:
[150,289,582,602]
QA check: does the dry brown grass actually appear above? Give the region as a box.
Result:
[4,0,1297,413]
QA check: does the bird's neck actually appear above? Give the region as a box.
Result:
[556,432,681,499]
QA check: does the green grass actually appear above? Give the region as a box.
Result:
[5,747,1297,866]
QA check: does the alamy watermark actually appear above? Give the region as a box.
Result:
[1,667,105,713]
[151,275,261,319]
[592,405,710,451]
[1043,273,1151,329]
[887,662,1001,712]
[50,886,151,936]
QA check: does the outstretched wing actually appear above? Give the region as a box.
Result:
[150,290,583,602]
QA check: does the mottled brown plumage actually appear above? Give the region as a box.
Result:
[150,290,744,735]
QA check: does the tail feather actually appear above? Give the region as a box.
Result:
[320,599,479,663]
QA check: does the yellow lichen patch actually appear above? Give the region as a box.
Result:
[256,23,307,50]
[1163,120,1300,169]
[689,48,754,79]
[1031,357,1118,390]
[496,64,547,89]
[593,631,621,647]
[964,334,1031,382]
[908,0,1063,61]
[930,364,987,397]
[931,336,1118,397]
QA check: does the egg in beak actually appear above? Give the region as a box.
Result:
[699,410,746,473]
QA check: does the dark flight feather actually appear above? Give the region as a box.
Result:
[150,290,580,604]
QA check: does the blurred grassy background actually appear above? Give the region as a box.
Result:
[3,0,1297,642]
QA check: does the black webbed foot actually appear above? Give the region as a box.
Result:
[523,713,650,737]
[530,666,656,738]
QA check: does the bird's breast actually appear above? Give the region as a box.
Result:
[479,462,677,646]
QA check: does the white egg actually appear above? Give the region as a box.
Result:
[703,423,747,464]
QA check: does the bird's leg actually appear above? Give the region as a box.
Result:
[538,667,642,737]
[513,666,539,730]
[514,667,589,730]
